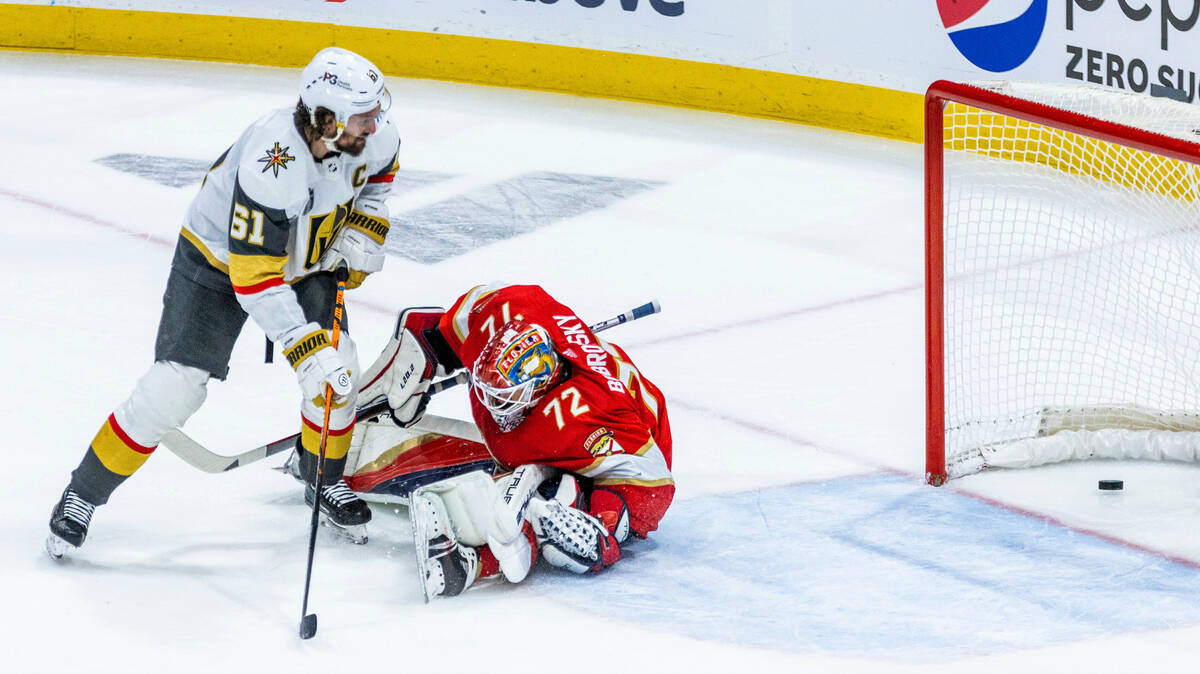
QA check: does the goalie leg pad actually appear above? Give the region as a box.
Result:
[421,470,499,547]
[492,464,557,542]
[410,467,552,585]
[411,490,479,602]
[486,522,537,583]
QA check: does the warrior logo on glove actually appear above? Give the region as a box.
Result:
[472,321,561,432]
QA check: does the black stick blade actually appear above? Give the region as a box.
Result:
[299,613,317,639]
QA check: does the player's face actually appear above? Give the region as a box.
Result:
[336,105,382,156]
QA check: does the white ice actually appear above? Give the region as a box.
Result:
[2,52,1200,673]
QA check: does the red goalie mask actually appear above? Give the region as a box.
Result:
[471,321,562,432]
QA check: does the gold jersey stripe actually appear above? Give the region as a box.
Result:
[603,342,660,419]
[633,437,657,457]
[450,284,492,344]
[593,477,676,489]
[228,252,287,290]
[579,455,605,475]
[354,433,441,474]
[346,209,390,245]
[180,227,229,274]
[90,416,155,477]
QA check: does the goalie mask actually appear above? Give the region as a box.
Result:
[472,321,562,432]
[299,47,392,151]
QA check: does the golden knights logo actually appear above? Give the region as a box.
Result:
[257,142,295,177]
[305,197,354,268]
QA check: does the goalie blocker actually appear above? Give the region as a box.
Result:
[358,307,463,429]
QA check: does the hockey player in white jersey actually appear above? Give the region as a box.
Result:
[47,47,401,557]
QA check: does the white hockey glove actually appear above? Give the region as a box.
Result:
[280,322,352,407]
[360,307,461,427]
[323,226,385,289]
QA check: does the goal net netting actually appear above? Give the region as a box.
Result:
[927,80,1200,484]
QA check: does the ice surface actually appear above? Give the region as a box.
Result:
[2,52,1199,673]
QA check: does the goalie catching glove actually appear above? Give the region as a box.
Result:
[280,322,352,407]
[360,307,463,427]
[531,485,630,574]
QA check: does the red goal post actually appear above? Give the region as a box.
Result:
[925,80,1200,486]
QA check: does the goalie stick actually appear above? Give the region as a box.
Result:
[416,298,663,396]
[159,299,662,473]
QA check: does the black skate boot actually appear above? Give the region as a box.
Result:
[305,479,371,544]
[46,487,96,560]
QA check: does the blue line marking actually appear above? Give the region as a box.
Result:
[527,473,1200,660]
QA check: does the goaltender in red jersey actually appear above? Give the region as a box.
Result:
[358,283,673,599]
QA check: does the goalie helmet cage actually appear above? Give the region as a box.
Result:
[925,80,1200,486]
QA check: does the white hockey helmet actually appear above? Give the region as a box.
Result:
[299,47,391,143]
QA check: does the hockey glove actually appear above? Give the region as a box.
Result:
[360,308,462,427]
[280,322,352,407]
[324,224,385,289]
[530,498,622,574]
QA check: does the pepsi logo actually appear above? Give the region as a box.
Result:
[939,0,1048,72]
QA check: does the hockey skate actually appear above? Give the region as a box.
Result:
[46,487,96,560]
[305,479,371,545]
[410,490,478,602]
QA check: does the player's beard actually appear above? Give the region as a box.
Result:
[334,132,367,157]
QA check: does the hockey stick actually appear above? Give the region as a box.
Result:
[417,299,663,396]
[300,268,349,640]
[160,299,662,473]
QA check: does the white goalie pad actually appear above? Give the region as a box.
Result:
[347,415,483,473]
[412,464,558,583]
[947,428,1200,479]
[415,470,500,547]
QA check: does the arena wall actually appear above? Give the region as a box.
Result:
[3,1,1199,143]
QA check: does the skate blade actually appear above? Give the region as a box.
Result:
[45,532,73,560]
[320,515,368,544]
[273,450,303,483]
[409,492,433,603]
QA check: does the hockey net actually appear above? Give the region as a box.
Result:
[926,80,1200,485]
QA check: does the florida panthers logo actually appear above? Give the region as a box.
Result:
[496,327,556,386]
[583,427,620,458]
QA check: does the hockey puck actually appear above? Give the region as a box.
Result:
[1098,479,1124,491]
